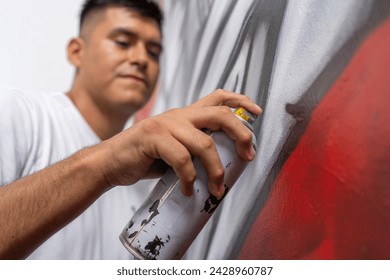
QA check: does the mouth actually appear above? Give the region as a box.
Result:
[119,74,148,87]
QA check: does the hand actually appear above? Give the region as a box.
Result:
[99,89,262,198]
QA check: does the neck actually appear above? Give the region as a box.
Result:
[66,85,131,141]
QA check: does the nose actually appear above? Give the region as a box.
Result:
[128,42,148,71]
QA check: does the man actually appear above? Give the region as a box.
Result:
[0,0,261,259]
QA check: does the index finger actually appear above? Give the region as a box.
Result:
[190,89,262,116]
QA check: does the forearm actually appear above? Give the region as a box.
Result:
[0,144,109,259]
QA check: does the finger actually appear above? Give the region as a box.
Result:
[153,137,197,196]
[185,106,256,161]
[214,110,256,162]
[171,125,225,198]
[136,118,198,195]
[191,89,262,116]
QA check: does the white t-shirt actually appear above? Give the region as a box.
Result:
[0,87,153,259]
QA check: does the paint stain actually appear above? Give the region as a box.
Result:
[145,236,167,259]
[127,220,134,230]
[128,231,138,239]
[141,200,160,226]
[201,184,229,214]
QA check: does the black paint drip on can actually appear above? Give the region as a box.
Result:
[119,107,257,260]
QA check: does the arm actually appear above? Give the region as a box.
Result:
[0,145,107,259]
[0,90,261,259]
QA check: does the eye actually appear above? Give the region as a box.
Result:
[147,49,161,60]
[115,40,130,48]
[147,46,162,61]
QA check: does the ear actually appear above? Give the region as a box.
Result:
[67,37,84,68]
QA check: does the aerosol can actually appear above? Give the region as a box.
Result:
[119,107,257,260]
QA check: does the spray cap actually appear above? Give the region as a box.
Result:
[234,107,257,126]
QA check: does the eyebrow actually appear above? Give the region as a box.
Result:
[109,27,163,51]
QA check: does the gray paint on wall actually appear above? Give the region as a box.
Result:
[154,0,379,259]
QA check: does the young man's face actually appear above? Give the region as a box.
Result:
[77,6,162,116]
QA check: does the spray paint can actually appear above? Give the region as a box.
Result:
[119,107,257,260]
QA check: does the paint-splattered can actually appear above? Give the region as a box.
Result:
[119,107,257,260]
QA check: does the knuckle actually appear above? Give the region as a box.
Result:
[214,88,225,95]
[176,153,192,167]
[140,118,161,134]
[240,129,253,144]
[219,105,232,117]
[211,166,225,181]
[200,135,215,150]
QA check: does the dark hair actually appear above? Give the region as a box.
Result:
[80,0,163,31]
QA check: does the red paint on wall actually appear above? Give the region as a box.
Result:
[239,19,390,259]
[135,84,159,122]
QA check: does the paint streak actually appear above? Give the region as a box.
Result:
[141,200,160,226]
[135,85,159,121]
[128,231,138,239]
[239,18,390,259]
[126,221,138,238]
[127,220,134,230]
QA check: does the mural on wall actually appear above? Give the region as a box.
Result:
[152,0,390,259]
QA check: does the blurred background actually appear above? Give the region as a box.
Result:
[0,0,83,92]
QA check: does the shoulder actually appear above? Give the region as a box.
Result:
[0,87,60,137]
[0,87,68,114]
[0,87,42,140]
[0,88,41,182]
[0,87,32,119]
[0,87,40,111]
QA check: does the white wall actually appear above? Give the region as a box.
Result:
[0,0,84,93]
